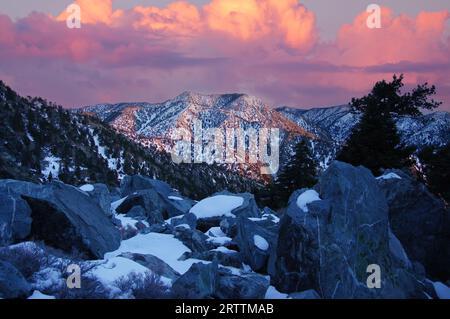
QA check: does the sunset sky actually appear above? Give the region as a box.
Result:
[0,0,449,110]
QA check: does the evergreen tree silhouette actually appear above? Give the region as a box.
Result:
[266,140,317,209]
[338,75,441,175]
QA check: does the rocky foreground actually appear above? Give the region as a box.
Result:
[0,161,449,299]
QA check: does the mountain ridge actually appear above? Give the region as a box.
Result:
[79,92,450,178]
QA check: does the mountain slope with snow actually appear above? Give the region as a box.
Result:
[81,93,450,178]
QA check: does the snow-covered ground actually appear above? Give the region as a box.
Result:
[103,233,207,275]
[90,256,172,288]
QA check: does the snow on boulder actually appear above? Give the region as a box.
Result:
[376,172,402,180]
[211,246,237,254]
[433,282,450,299]
[253,235,269,251]
[28,290,56,300]
[111,197,127,213]
[206,227,226,238]
[190,195,243,219]
[168,196,183,201]
[104,232,206,274]
[296,190,321,212]
[79,184,94,192]
[114,213,149,230]
[265,286,290,299]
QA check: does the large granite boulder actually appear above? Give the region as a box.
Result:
[183,249,243,268]
[289,289,321,299]
[377,169,450,280]
[270,162,425,298]
[81,183,113,217]
[0,260,31,299]
[268,201,319,292]
[215,268,270,299]
[169,213,197,230]
[120,175,172,197]
[0,180,121,259]
[172,262,218,299]
[173,227,213,253]
[119,175,194,219]
[235,217,278,273]
[116,189,166,224]
[171,261,269,299]
[0,192,32,245]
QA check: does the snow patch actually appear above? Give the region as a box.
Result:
[90,257,171,287]
[376,172,402,180]
[79,184,94,192]
[174,223,190,230]
[433,282,450,299]
[211,246,237,254]
[104,232,206,274]
[253,235,269,251]
[111,197,127,213]
[206,227,226,238]
[265,286,290,299]
[168,196,183,201]
[207,236,232,246]
[28,290,56,300]
[115,214,149,229]
[190,195,243,219]
[296,190,321,212]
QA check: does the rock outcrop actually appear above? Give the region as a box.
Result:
[0,192,32,245]
[270,162,425,298]
[0,180,121,258]
[377,169,450,280]
[118,175,194,220]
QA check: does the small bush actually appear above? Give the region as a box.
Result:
[120,225,139,240]
[114,272,170,299]
[0,243,50,280]
[57,274,111,299]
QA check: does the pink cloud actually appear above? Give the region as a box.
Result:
[320,7,450,66]
[0,1,449,111]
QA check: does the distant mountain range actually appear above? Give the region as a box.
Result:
[1,79,448,193]
[79,92,450,179]
[0,82,259,199]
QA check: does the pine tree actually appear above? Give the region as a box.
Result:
[419,143,450,203]
[338,102,413,174]
[12,111,25,132]
[267,140,317,208]
[337,75,441,175]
